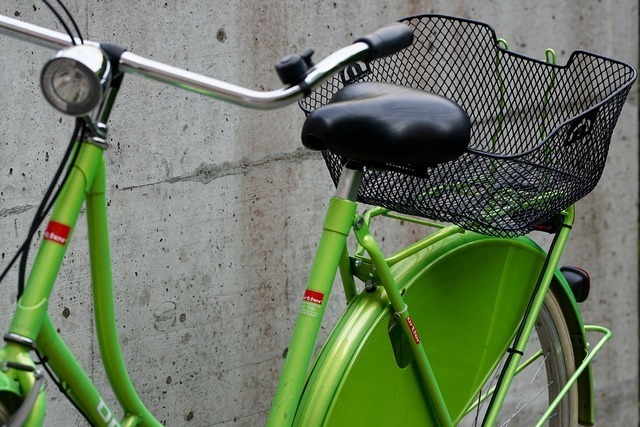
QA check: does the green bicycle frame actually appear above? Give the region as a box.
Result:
[267,168,454,427]
[1,140,161,426]
[0,142,593,427]
[482,208,574,425]
[267,195,358,425]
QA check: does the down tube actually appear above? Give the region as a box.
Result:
[267,197,357,426]
[37,315,114,425]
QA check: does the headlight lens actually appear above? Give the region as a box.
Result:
[41,45,111,116]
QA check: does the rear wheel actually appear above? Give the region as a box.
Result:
[458,289,578,426]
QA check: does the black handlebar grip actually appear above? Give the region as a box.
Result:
[354,23,414,61]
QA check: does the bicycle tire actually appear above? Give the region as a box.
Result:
[293,234,579,426]
[0,402,10,424]
[459,289,578,426]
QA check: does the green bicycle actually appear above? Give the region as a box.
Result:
[0,5,635,427]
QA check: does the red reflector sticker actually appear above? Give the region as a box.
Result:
[303,290,324,305]
[43,221,71,245]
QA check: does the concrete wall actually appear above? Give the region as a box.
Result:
[0,0,636,425]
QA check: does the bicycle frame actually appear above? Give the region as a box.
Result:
[0,135,605,427]
[1,139,161,426]
[0,12,413,425]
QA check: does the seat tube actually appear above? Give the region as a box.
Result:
[267,166,361,426]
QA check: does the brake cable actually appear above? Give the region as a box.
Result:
[0,119,84,299]
[40,0,84,45]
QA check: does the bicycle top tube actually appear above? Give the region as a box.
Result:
[0,13,409,109]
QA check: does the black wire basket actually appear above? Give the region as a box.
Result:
[300,14,637,237]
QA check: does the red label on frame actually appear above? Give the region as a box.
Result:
[406,316,420,344]
[303,290,325,305]
[43,221,71,245]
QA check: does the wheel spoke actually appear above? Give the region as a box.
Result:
[500,380,554,427]
[504,351,549,426]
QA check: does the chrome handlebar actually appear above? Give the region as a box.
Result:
[0,13,373,110]
[118,44,370,109]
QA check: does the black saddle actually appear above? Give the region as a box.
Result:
[301,82,471,172]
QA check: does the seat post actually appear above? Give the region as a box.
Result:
[334,165,363,201]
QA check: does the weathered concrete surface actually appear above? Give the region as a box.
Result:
[0,0,636,425]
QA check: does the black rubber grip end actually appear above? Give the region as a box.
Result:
[354,23,413,61]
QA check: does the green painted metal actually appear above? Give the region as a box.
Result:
[353,216,452,426]
[338,244,357,303]
[267,197,357,427]
[86,159,161,426]
[490,37,509,154]
[535,325,610,427]
[464,349,544,415]
[0,140,109,425]
[0,128,596,427]
[8,142,103,339]
[483,209,574,425]
[355,207,463,268]
[541,48,558,140]
[37,315,111,425]
[382,212,448,230]
[294,231,551,425]
[1,138,158,425]
[293,286,394,426]
[0,369,20,397]
[385,226,464,267]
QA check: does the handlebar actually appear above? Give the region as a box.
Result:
[0,14,412,110]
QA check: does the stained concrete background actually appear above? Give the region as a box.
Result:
[0,0,636,425]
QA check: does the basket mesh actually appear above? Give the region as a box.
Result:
[300,14,636,237]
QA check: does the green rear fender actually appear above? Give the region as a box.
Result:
[549,266,594,426]
[294,231,592,426]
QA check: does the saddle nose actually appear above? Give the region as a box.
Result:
[301,82,471,172]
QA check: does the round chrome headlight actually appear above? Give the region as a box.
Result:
[41,45,111,116]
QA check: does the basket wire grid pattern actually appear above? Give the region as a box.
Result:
[300,14,636,237]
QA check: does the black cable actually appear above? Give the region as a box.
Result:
[33,349,93,425]
[0,119,83,299]
[0,122,81,293]
[53,0,84,44]
[16,120,84,299]
[0,119,89,424]
[40,0,77,45]
[473,385,483,425]
[11,7,92,425]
